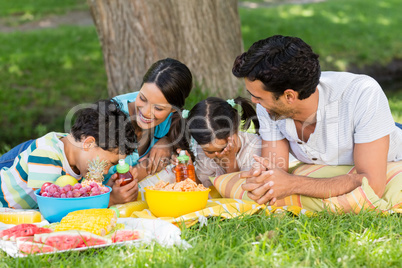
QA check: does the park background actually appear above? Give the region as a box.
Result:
[1,0,402,267]
[0,0,401,152]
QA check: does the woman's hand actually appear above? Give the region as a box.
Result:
[146,137,172,175]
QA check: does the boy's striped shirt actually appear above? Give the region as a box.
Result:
[0,132,80,209]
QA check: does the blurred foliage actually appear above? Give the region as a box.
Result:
[0,0,401,153]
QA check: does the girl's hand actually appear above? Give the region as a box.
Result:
[213,136,239,172]
[214,136,237,160]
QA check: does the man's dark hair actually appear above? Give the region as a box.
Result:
[71,99,136,155]
[232,35,321,100]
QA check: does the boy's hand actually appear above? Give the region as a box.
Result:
[108,178,138,206]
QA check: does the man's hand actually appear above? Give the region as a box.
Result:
[146,137,172,175]
[242,168,294,205]
[240,155,269,179]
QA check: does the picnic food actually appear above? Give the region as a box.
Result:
[17,240,56,254]
[174,151,196,182]
[112,201,149,217]
[111,230,143,243]
[54,175,78,187]
[39,181,109,198]
[81,157,108,187]
[0,224,52,241]
[116,159,134,186]
[40,182,53,194]
[148,178,208,192]
[0,209,42,224]
[34,230,112,249]
[54,208,117,236]
[145,179,210,217]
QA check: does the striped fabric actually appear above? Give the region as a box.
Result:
[130,198,267,228]
[209,172,250,201]
[208,161,402,215]
[0,132,80,209]
[284,161,402,214]
[123,162,401,227]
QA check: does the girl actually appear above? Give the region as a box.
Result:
[107,58,192,182]
[186,97,261,187]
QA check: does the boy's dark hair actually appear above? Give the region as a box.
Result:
[71,99,136,155]
[187,97,260,145]
[232,35,321,100]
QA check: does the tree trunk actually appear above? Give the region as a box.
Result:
[87,0,244,98]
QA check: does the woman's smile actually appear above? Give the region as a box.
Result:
[138,109,155,124]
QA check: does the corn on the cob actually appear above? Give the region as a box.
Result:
[54,209,117,236]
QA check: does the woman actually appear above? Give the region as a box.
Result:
[107,58,192,182]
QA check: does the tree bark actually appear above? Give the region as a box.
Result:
[87,0,244,98]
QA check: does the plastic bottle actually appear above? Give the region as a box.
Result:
[116,159,134,186]
[174,151,196,182]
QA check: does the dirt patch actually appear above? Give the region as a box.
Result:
[349,59,402,92]
[0,10,93,32]
[0,5,400,91]
[239,0,326,8]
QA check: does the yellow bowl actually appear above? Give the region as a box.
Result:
[144,188,210,218]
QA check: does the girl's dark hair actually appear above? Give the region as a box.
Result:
[142,58,193,151]
[187,97,260,145]
[232,35,320,100]
[71,99,136,156]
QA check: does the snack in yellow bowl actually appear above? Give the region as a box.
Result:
[145,179,210,218]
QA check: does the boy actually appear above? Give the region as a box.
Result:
[0,99,138,209]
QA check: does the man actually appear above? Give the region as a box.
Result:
[232,35,402,205]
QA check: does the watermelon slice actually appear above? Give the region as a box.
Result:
[35,230,111,250]
[76,231,112,248]
[18,241,56,254]
[0,224,52,241]
[111,230,144,243]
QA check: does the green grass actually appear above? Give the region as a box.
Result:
[1,211,402,267]
[0,2,401,266]
[0,0,401,151]
[0,0,87,26]
[0,26,107,148]
[240,0,402,70]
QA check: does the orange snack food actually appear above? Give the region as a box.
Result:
[148,178,207,192]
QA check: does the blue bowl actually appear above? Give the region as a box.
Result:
[34,186,112,223]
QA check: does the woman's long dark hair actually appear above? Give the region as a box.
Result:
[187,97,259,145]
[142,58,193,151]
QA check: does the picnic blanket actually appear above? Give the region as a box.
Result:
[129,198,267,228]
[209,161,402,215]
[115,161,402,228]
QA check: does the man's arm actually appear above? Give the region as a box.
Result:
[261,139,290,171]
[243,136,389,204]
